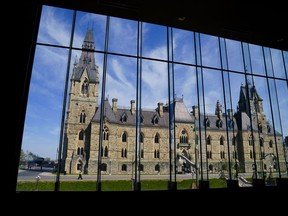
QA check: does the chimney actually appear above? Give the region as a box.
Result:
[192,105,199,119]
[112,98,118,112]
[215,100,222,120]
[158,102,163,117]
[130,100,135,115]
[227,109,233,119]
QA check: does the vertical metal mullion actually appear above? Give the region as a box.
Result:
[167,27,176,190]
[96,16,110,191]
[198,35,209,181]
[223,39,238,178]
[262,47,282,178]
[194,33,206,183]
[133,21,142,191]
[241,42,258,179]
[55,10,77,192]
[281,51,288,87]
[218,37,232,180]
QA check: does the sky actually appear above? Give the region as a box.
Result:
[21,5,288,160]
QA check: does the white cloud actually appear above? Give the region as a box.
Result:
[38,6,73,46]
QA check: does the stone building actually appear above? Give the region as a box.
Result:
[63,29,286,175]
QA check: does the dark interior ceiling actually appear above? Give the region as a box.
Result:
[40,0,288,51]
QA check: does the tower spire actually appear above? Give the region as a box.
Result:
[71,29,98,84]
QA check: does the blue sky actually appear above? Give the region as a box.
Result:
[21,5,288,160]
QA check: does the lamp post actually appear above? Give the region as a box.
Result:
[35,175,41,191]
[234,160,239,179]
[109,159,112,175]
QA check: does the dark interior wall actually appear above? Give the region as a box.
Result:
[12,0,287,194]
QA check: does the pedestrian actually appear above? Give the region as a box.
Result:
[78,170,83,180]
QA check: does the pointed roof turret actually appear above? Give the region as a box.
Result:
[72,29,98,83]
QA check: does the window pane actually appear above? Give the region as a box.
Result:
[172,28,195,64]
[200,34,221,69]
[142,23,167,60]
[202,68,226,188]
[249,44,266,76]
[174,64,198,189]
[73,11,106,51]
[271,48,286,78]
[108,17,138,56]
[142,59,169,190]
[17,46,68,191]
[226,39,244,72]
[37,6,74,46]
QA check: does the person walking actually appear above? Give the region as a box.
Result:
[78,170,83,180]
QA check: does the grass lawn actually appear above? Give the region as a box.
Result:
[16,178,227,191]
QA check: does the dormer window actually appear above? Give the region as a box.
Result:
[216,119,223,128]
[267,125,271,133]
[121,113,128,123]
[204,117,210,127]
[153,115,159,125]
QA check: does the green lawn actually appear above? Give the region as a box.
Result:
[16,178,228,191]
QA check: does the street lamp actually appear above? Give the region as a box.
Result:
[234,160,239,179]
[35,175,41,191]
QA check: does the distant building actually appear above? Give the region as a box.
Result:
[62,29,286,175]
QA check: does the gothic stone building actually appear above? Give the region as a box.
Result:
[63,29,286,175]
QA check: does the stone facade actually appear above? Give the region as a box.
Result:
[63,29,287,176]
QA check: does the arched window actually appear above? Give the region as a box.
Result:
[180,129,188,143]
[154,150,157,158]
[220,151,225,159]
[141,149,144,158]
[80,112,86,123]
[122,132,127,142]
[206,136,211,145]
[77,147,80,155]
[140,115,144,124]
[124,148,127,158]
[81,147,84,155]
[101,146,103,157]
[103,126,109,140]
[140,133,144,143]
[104,146,108,157]
[269,140,273,148]
[154,133,159,143]
[81,78,89,95]
[155,164,160,172]
[220,136,224,145]
[79,130,84,140]
[157,150,160,158]
[121,148,124,157]
[121,164,127,171]
[260,138,264,147]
